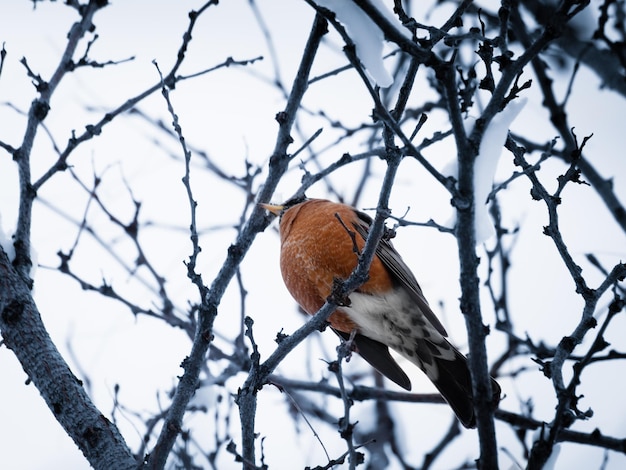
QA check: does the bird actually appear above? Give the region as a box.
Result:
[261,196,501,428]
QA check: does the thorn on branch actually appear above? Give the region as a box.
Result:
[244,316,261,372]
[291,127,323,162]
[274,329,288,344]
[502,72,532,108]
[333,212,360,257]
[66,33,135,71]
[0,42,6,79]
[531,357,552,378]
[570,127,593,161]
[20,57,48,92]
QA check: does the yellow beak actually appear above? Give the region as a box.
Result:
[259,203,284,217]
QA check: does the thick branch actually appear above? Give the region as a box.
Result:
[0,248,136,469]
[13,0,103,280]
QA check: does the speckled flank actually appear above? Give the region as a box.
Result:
[344,290,455,381]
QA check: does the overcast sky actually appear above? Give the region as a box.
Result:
[1,1,625,469]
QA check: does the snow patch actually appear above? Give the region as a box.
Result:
[0,213,15,262]
[472,99,526,242]
[445,99,526,242]
[0,213,37,280]
[316,0,410,88]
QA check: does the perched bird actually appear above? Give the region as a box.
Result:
[261,196,500,428]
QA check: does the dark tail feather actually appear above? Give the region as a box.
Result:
[334,329,501,428]
[334,329,412,391]
[431,350,501,428]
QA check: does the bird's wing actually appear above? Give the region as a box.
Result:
[333,329,412,390]
[351,209,448,337]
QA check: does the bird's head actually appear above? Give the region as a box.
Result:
[260,194,308,218]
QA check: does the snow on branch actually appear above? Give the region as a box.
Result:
[315,0,409,87]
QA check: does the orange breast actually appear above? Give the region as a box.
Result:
[278,200,393,334]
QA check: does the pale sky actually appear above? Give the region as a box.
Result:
[1,1,625,469]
